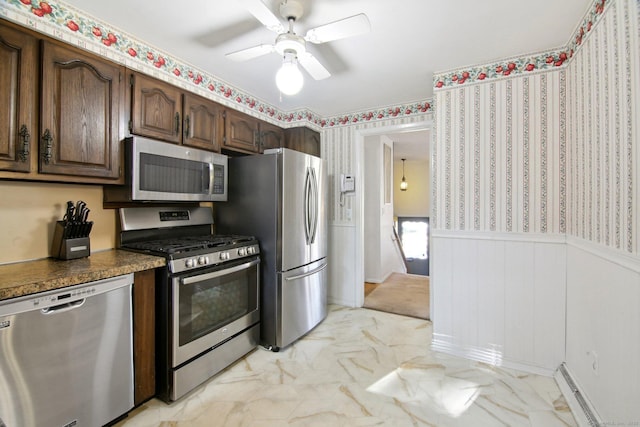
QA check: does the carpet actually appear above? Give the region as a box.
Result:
[363,273,430,320]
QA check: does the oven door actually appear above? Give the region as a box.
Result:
[171,257,259,367]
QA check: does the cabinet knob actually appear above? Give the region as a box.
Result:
[42,129,53,164]
[19,124,30,162]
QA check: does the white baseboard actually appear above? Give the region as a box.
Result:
[554,363,601,427]
[431,335,555,377]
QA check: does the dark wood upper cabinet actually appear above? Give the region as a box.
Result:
[131,72,223,152]
[130,72,182,144]
[182,92,223,152]
[284,127,321,157]
[40,41,124,180]
[223,109,260,153]
[260,121,284,153]
[0,22,38,173]
[222,109,285,155]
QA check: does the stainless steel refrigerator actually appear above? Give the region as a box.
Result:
[216,148,327,351]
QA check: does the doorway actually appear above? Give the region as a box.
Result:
[356,121,432,316]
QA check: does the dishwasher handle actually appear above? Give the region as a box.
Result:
[41,298,86,315]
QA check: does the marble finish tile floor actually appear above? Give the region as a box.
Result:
[118,306,576,427]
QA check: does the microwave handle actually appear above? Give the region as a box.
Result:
[208,163,214,194]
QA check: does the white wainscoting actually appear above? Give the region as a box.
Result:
[565,238,640,424]
[327,224,359,307]
[431,231,567,376]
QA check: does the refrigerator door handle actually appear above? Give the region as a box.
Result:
[310,167,318,244]
[304,167,312,245]
[284,262,328,281]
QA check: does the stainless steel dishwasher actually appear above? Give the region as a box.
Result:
[0,274,134,427]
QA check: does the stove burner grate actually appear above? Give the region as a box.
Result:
[123,234,254,254]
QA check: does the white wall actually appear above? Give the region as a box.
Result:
[565,241,640,423]
[363,135,407,283]
[364,136,382,282]
[393,159,431,217]
[431,231,566,375]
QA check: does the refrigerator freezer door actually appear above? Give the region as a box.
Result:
[280,150,327,271]
[274,258,328,349]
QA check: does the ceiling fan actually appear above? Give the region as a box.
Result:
[227,0,371,95]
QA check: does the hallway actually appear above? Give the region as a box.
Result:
[364,273,430,320]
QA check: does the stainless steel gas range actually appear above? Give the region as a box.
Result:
[118,206,260,402]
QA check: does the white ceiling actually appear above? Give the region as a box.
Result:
[62,0,591,119]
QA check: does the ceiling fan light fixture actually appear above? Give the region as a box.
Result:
[276,50,304,95]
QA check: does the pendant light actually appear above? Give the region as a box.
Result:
[400,158,408,191]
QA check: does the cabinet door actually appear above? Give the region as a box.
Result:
[183,93,222,152]
[40,42,123,179]
[131,72,182,144]
[0,23,37,173]
[223,109,259,153]
[284,127,321,157]
[259,121,284,153]
[302,128,321,157]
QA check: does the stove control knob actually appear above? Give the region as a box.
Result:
[185,258,195,268]
[197,256,207,265]
[220,252,229,261]
[238,247,247,256]
[246,246,254,255]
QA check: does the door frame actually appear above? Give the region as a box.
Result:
[353,118,433,308]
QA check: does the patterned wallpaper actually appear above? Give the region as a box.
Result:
[432,0,638,255]
[432,72,566,234]
[322,113,433,224]
[567,0,638,253]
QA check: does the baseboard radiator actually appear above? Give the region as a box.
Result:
[556,363,601,427]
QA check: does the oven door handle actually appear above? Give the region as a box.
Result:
[181,258,260,285]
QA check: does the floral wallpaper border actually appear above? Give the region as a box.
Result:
[433,0,609,89]
[1,0,433,129]
[1,0,613,124]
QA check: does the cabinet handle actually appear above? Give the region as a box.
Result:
[254,130,260,147]
[42,129,53,164]
[175,112,180,135]
[184,115,190,138]
[19,124,30,162]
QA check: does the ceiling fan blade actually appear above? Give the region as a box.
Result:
[238,0,284,33]
[298,52,331,80]
[304,13,371,44]
[226,44,275,61]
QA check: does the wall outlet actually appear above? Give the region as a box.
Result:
[346,208,352,221]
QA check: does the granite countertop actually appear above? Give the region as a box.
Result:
[0,249,166,301]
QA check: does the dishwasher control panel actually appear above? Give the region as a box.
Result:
[32,287,96,307]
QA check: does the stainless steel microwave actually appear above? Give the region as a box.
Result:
[104,136,227,202]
